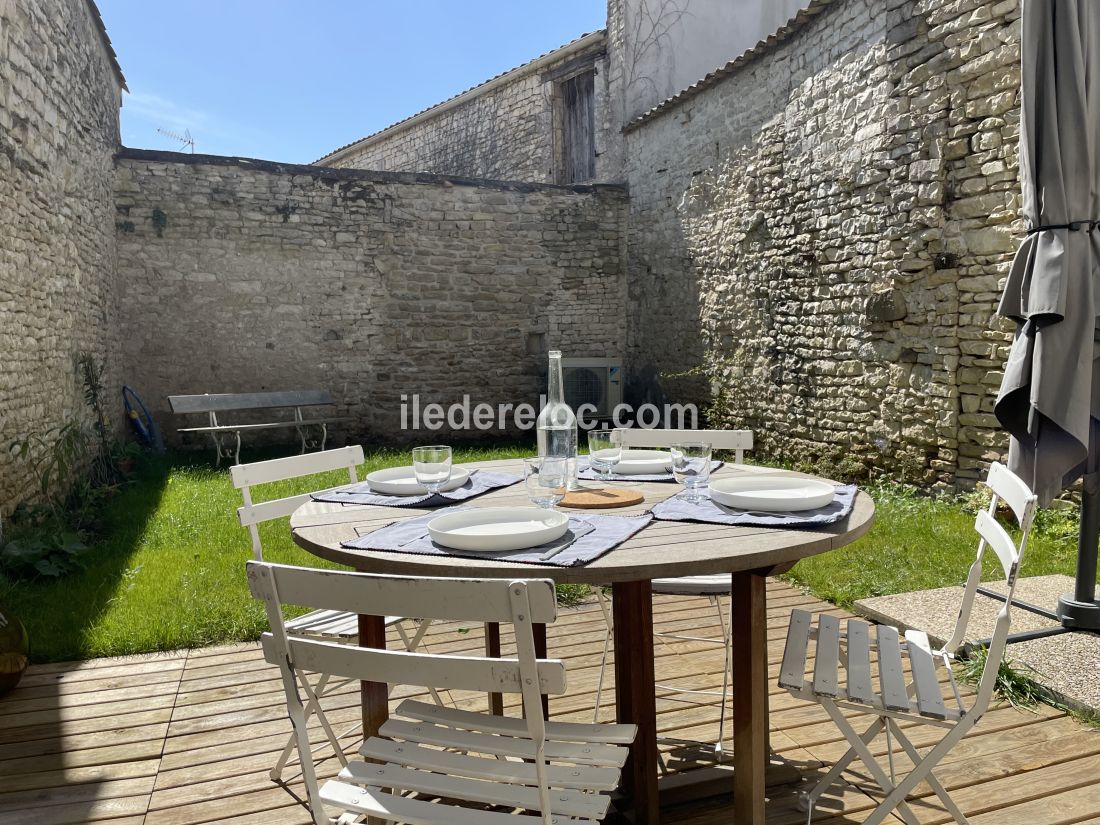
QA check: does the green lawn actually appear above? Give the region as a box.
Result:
[0,444,533,663]
[0,452,1085,664]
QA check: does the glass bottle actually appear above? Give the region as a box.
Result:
[536,350,579,489]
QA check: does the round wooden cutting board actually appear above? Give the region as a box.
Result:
[560,486,644,509]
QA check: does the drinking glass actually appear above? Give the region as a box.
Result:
[412,445,452,496]
[670,441,712,503]
[587,429,622,483]
[524,457,568,509]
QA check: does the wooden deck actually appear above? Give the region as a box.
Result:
[2,580,1098,825]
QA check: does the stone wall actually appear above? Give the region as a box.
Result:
[319,35,621,184]
[113,151,627,445]
[620,0,1021,489]
[0,0,124,514]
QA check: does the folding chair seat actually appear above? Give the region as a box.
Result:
[592,428,752,756]
[231,446,436,780]
[249,561,637,825]
[779,462,1037,825]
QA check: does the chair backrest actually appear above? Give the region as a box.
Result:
[247,561,562,825]
[944,462,1037,717]
[231,445,365,560]
[614,427,754,463]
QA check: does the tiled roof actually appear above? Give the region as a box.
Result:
[623,0,836,132]
[86,0,127,91]
[315,29,606,165]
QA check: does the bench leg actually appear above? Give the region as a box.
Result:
[233,430,241,465]
[209,431,231,467]
[297,423,308,455]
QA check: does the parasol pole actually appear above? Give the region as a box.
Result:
[1057,468,1100,629]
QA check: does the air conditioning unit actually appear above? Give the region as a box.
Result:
[562,357,622,419]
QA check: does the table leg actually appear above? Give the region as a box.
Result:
[357,614,390,825]
[485,622,504,715]
[358,614,389,740]
[612,580,658,825]
[731,571,768,825]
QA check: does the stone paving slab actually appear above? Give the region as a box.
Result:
[1008,630,1100,714]
[854,575,1073,650]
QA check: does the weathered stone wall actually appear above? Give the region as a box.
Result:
[620,0,1021,489]
[113,151,627,445]
[0,0,123,514]
[321,36,621,184]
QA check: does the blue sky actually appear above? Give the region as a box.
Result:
[98,2,606,165]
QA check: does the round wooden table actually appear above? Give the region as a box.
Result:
[291,458,874,825]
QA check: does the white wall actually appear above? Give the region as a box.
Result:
[617,0,811,120]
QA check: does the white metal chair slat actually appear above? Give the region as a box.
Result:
[985,461,1038,527]
[338,761,610,819]
[395,698,637,744]
[260,633,567,696]
[778,608,812,690]
[358,738,623,791]
[974,509,1020,581]
[251,562,558,625]
[286,609,364,638]
[845,618,874,704]
[380,718,630,767]
[905,629,948,720]
[876,624,910,712]
[785,685,961,726]
[812,613,842,698]
[230,445,364,488]
[238,491,322,527]
[780,462,1038,825]
[250,561,634,825]
[320,780,595,825]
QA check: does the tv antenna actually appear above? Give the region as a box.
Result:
[157,127,194,153]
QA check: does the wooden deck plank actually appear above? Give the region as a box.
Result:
[0,579,1097,825]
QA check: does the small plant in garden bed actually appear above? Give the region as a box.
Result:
[2,353,149,582]
[3,423,100,580]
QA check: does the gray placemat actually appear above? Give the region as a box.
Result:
[341,506,654,567]
[311,470,521,507]
[651,484,858,527]
[576,457,724,482]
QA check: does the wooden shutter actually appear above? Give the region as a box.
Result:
[562,71,595,183]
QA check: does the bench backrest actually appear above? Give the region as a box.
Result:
[169,391,336,414]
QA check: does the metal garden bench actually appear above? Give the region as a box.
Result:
[167,390,352,465]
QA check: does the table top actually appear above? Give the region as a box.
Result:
[290,458,875,584]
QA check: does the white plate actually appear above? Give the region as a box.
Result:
[366,466,471,496]
[613,449,671,475]
[708,476,835,512]
[427,507,569,552]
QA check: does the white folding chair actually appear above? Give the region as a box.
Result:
[248,560,637,825]
[231,446,437,780]
[592,427,753,756]
[779,461,1037,825]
